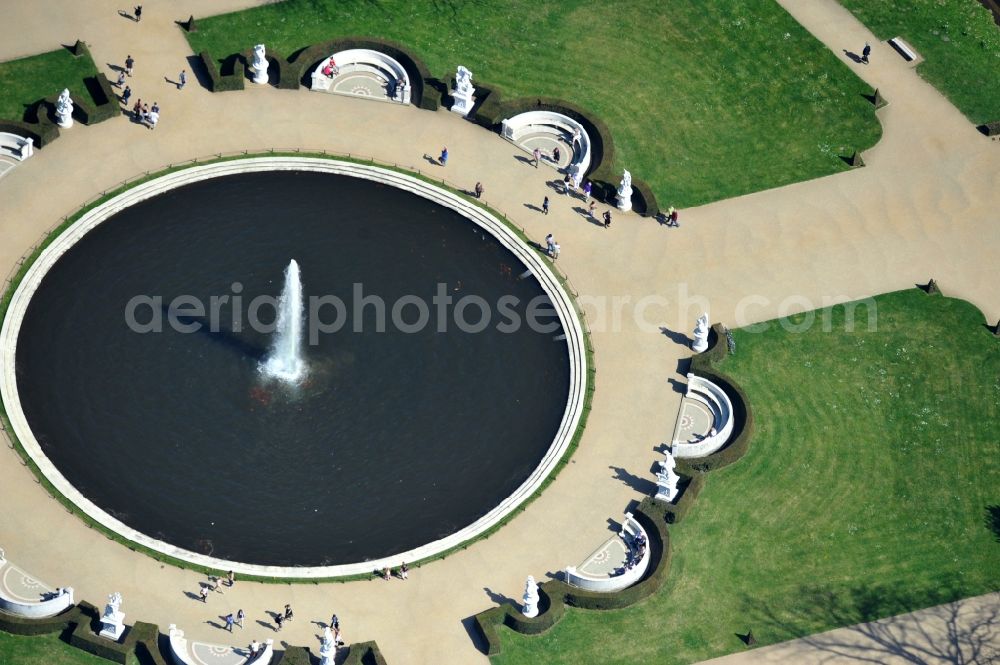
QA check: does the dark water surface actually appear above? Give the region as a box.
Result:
[15,171,570,566]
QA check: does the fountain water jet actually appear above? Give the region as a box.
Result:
[262,259,306,383]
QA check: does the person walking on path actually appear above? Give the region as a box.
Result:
[542,196,549,215]
[603,210,612,229]
[125,55,134,77]
[274,612,284,632]
[115,71,126,88]
[545,233,555,256]
[121,86,131,106]
[862,42,871,64]
[134,5,142,22]
[400,562,409,580]
[227,570,235,587]
[236,609,245,629]
[563,173,572,196]
[198,586,209,603]
[551,242,561,259]
[474,181,483,199]
[583,181,592,202]
[283,604,294,622]
[178,70,187,90]
[532,148,541,168]
[132,98,142,121]
[331,614,340,631]
[588,200,597,219]
[439,147,448,166]
[224,613,234,632]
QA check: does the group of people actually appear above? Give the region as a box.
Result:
[112,53,165,129]
[379,562,410,580]
[544,233,561,259]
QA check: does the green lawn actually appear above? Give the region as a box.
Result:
[0,630,136,665]
[186,0,882,208]
[0,48,101,123]
[492,289,1000,665]
[838,0,1000,124]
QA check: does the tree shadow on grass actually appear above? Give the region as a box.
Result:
[986,505,1000,543]
[741,582,999,664]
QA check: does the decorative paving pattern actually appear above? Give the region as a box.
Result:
[519,132,572,170]
[578,536,628,576]
[673,397,713,445]
[0,160,15,180]
[331,72,392,102]
[1,561,53,601]
[191,641,251,665]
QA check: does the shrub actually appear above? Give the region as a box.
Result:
[629,176,660,217]
[0,118,56,149]
[74,74,119,125]
[277,645,313,664]
[0,605,78,636]
[342,641,389,665]
[981,120,1000,136]
[199,50,244,92]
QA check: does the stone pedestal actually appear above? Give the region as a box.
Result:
[691,313,709,353]
[55,89,74,129]
[655,450,680,502]
[99,611,125,641]
[521,576,539,618]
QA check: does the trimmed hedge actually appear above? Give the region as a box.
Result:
[981,120,1000,136]
[283,36,438,109]
[131,621,168,665]
[198,50,244,92]
[472,500,671,656]
[629,176,659,217]
[0,604,80,636]
[277,645,313,664]
[73,74,119,125]
[342,641,389,665]
[653,471,706,524]
[0,118,55,148]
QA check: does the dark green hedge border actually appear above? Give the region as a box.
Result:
[0,151,594,585]
[472,499,672,656]
[1,600,381,665]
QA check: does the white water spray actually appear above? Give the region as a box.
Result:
[262,259,306,383]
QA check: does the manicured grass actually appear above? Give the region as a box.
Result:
[0,48,101,122]
[0,630,135,665]
[839,0,1000,124]
[186,0,882,208]
[492,289,1000,665]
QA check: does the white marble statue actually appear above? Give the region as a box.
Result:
[616,169,633,212]
[251,43,269,84]
[451,65,476,116]
[319,626,336,665]
[99,592,126,641]
[455,65,473,94]
[692,313,709,353]
[55,88,74,128]
[521,575,540,618]
[655,449,680,502]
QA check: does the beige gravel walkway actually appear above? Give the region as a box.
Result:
[0,1,997,665]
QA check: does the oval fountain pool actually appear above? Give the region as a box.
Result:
[5,162,580,571]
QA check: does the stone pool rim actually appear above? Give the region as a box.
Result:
[0,156,589,579]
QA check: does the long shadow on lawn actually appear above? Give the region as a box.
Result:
[741,582,999,664]
[986,505,1000,543]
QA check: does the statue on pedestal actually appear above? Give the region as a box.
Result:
[455,66,473,94]
[655,449,680,502]
[521,575,540,618]
[318,626,336,665]
[451,65,476,116]
[692,313,709,353]
[616,169,633,211]
[99,592,125,642]
[55,88,74,128]
[251,44,269,84]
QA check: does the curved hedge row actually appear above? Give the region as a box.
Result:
[472,498,672,656]
[283,36,438,110]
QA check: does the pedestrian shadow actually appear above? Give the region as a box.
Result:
[183,591,202,602]
[545,180,564,193]
[118,9,138,22]
[164,76,181,88]
[513,154,533,167]
[106,63,126,74]
[422,154,442,166]
[523,203,542,212]
[843,49,864,64]
[573,207,604,226]
[255,619,275,631]
[205,619,225,630]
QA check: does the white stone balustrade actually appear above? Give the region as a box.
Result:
[500,111,592,176]
[310,49,411,104]
[673,373,734,458]
[564,512,651,592]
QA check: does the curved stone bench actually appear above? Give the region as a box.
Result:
[310,49,411,104]
[564,512,650,592]
[0,549,73,618]
[168,624,273,665]
[500,111,591,175]
[0,132,33,161]
[673,373,733,458]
